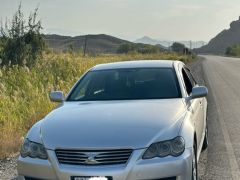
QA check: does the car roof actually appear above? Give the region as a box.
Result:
[91,60,179,71]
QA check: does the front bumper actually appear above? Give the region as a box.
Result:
[18,148,193,180]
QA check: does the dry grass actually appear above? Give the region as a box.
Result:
[0,52,193,158]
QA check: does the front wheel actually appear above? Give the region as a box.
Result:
[192,142,198,180]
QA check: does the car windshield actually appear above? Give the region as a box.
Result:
[67,68,181,101]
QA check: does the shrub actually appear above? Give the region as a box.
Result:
[0,4,45,67]
[117,43,163,54]
[171,42,185,53]
[225,44,240,57]
[117,43,137,54]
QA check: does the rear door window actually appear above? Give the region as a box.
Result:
[182,68,193,95]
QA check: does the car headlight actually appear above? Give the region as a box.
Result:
[20,138,48,160]
[142,136,185,159]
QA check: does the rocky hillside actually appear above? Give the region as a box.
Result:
[196,17,240,54]
[43,34,130,53]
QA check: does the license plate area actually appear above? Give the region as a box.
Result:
[71,177,112,180]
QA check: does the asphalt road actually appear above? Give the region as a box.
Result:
[198,55,240,180]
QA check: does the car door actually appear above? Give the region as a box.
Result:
[181,67,203,149]
[184,68,206,146]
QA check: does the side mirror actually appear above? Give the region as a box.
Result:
[191,86,208,100]
[49,91,65,102]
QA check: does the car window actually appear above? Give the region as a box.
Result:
[67,68,182,101]
[182,68,193,95]
[184,67,197,86]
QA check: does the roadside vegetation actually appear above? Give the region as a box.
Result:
[117,43,164,54]
[225,44,240,57]
[0,5,195,158]
[0,5,44,67]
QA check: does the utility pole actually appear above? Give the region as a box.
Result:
[83,35,88,57]
[189,40,192,50]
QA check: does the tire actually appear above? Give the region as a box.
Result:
[202,124,208,151]
[192,142,198,180]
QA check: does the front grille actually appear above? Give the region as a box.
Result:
[55,149,133,166]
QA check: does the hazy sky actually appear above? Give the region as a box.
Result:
[1,0,240,42]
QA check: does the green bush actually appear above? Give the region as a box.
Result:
[0,4,45,67]
[225,44,240,57]
[171,42,185,53]
[117,43,163,54]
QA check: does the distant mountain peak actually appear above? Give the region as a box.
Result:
[135,36,160,45]
[140,36,155,40]
[135,36,205,49]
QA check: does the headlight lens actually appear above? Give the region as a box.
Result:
[20,138,48,160]
[142,136,185,159]
[171,136,185,156]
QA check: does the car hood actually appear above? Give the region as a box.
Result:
[40,99,187,150]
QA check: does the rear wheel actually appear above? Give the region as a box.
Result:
[192,142,198,180]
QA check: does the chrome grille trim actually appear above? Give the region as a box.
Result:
[55,149,133,166]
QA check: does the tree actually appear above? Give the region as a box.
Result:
[68,43,74,54]
[117,43,136,54]
[225,45,240,57]
[0,4,45,67]
[117,43,162,54]
[171,42,185,53]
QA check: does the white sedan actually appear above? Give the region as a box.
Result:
[18,60,208,180]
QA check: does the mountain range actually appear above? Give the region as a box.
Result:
[43,34,130,53]
[135,36,206,49]
[44,16,240,55]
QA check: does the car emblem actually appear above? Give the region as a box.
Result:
[84,153,99,165]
